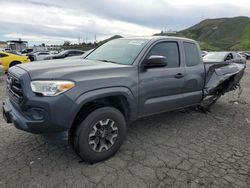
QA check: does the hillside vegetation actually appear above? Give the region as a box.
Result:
[156,16,250,51]
[63,17,250,51]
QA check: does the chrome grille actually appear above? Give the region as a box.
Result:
[6,73,23,103]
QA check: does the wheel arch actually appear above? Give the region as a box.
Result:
[69,87,137,139]
[9,60,22,68]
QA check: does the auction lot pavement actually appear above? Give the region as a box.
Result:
[0,62,250,188]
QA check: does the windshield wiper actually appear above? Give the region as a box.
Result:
[97,59,119,64]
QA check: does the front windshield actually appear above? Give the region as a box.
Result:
[203,52,227,62]
[86,39,149,65]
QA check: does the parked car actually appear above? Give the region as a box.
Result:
[201,50,208,57]
[203,52,246,64]
[65,49,94,60]
[238,52,246,59]
[49,50,59,55]
[3,48,11,52]
[28,51,51,61]
[0,52,30,72]
[44,49,85,60]
[244,51,250,59]
[3,37,245,163]
[21,48,33,54]
[8,50,22,55]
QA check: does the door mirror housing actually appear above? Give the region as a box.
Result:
[144,55,167,68]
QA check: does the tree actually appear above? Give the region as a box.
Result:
[63,41,70,46]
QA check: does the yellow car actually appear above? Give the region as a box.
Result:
[0,52,30,72]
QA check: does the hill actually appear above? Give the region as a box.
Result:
[155,16,250,50]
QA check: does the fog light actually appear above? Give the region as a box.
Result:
[27,108,44,120]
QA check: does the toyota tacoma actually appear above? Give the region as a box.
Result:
[2,37,245,163]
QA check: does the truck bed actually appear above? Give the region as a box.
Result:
[204,61,246,96]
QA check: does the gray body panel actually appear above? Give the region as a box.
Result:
[138,38,205,116]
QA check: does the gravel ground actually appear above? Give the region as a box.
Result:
[0,61,250,188]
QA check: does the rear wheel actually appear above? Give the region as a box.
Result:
[73,107,127,163]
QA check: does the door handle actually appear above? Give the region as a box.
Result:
[174,73,184,79]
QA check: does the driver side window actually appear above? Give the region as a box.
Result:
[147,42,180,68]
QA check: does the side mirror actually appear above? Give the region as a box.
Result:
[144,55,167,68]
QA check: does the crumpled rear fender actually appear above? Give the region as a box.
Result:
[204,62,245,96]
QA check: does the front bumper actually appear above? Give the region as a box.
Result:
[2,66,79,143]
[2,99,69,143]
[2,97,73,133]
[3,99,45,133]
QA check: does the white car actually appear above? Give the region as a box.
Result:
[65,49,94,60]
[29,51,51,61]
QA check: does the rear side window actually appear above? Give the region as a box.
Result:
[183,42,200,66]
[0,53,8,58]
[147,42,180,68]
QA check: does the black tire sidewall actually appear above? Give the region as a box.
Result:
[76,107,127,163]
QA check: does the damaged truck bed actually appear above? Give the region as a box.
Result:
[202,62,246,110]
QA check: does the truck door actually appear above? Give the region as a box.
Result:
[138,41,185,117]
[182,42,205,105]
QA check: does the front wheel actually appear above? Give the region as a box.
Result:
[73,107,127,163]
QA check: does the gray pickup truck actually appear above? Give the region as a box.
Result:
[2,37,245,163]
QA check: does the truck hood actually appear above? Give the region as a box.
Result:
[17,59,131,80]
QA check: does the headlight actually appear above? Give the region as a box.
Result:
[31,80,75,96]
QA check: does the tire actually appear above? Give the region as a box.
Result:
[29,56,35,61]
[9,61,21,68]
[73,107,127,163]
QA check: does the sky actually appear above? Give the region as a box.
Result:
[0,0,250,45]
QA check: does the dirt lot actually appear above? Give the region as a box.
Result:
[0,62,250,188]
